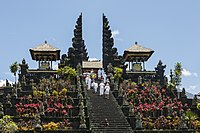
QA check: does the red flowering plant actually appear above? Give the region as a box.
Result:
[45,107,59,116]
[15,103,39,117]
[126,80,190,127]
[16,103,25,116]
[127,88,138,102]
[45,101,74,117]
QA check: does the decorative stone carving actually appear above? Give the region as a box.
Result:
[102,14,123,72]
[155,60,166,86]
[67,13,89,68]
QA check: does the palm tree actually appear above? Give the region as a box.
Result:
[9,61,19,87]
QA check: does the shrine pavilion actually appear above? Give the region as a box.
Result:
[29,40,60,70]
[123,42,156,82]
[19,41,60,83]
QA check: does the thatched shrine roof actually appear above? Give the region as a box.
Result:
[29,41,60,61]
[123,42,154,62]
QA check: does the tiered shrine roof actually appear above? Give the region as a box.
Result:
[123,42,154,62]
[29,41,60,61]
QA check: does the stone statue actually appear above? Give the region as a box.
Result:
[138,76,142,85]
[107,63,114,75]
[21,75,26,87]
[123,92,129,106]
[34,114,42,130]
[78,102,85,116]
[179,113,188,129]
[6,94,11,105]
[76,63,82,76]
[129,103,135,116]
[155,60,166,86]
[12,87,17,97]
[39,101,45,116]
[135,112,143,129]
[79,112,87,129]
[0,102,4,116]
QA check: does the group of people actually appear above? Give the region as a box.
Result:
[85,73,110,99]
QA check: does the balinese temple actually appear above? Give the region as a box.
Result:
[19,41,60,84]
[123,42,156,82]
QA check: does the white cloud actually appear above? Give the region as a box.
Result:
[0,80,6,87]
[187,85,197,91]
[182,68,198,77]
[111,30,119,38]
[88,58,100,62]
[0,80,14,87]
[182,69,192,77]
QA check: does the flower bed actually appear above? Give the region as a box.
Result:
[120,80,198,130]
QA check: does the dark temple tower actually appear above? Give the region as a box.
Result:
[68,13,89,68]
[102,14,122,73]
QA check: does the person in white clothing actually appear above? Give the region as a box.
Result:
[85,75,89,85]
[104,83,110,99]
[87,76,92,90]
[98,68,102,80]
[93,81,98,93]
[99,80,105,96]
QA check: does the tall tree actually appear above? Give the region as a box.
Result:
[68,13,89,68]
[173,62,182,88]
[102,14,122,73]
[10,61,19,86]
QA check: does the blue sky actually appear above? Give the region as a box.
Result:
[0,1,200,94]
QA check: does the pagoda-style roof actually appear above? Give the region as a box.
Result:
[29,41,60,61]
[123,42,154,62]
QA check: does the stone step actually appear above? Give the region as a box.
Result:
[86,89,133,132]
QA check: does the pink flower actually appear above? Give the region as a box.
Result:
[62,109,68,115]
[67,105,73,109]
[57,103,64,108]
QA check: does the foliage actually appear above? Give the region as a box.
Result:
[197,103,200,110]
[17,120,34,131]
[173,62,182,87]
[143,116,182,129]
[52,90,58,96]
[42,120,72,130]
[185,110,198,129]
[142,117,154,129]
[42,122,59,130]
[154,115,170,129]
[167,82,175,90]
[9,61,19,76]
[57,66,77,80]
[59,88,68,95]
[9,61,19,85]
[0,115,18,133]
[113,67,122,82]
[193,120,200,130]
[33,90,46,98]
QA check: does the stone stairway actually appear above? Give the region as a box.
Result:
[87,89,133,133]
